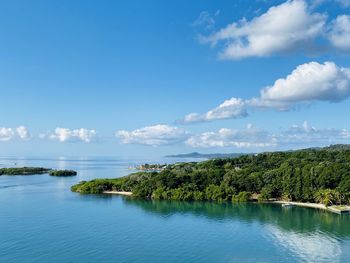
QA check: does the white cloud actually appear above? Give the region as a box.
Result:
[198,0,350,59]
[184,121,350,149]
[253,61,350,109]
[0,128,15,141]
[200,0,326,59]
[328,15,350,51]
[48,128,97,143]
[185,124,277,148]
[182,61,350,123]
[116,124,189,146]
[0,126,31,141]
[183,98,248,123]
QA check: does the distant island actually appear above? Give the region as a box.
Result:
[71,145,350,213]
[165,152,248,159]
[49,170,77,177]
[0,167,51,175]
[0,167,77,177]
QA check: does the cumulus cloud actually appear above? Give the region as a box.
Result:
[116,124,189,146]
[182,98,247,124]
[200,0,326,59]
[0,128,15,141]
[185,124,277,148]
[182,61,350,123]
[328,15,350,51]
[46,128,97,143]
[197,0,350,59]
[184,121,350,149]
[0,126,30,141]
[252,61,350,109]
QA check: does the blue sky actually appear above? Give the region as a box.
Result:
[1,0,350,157]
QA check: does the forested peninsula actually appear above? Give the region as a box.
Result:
[71,146,350,206]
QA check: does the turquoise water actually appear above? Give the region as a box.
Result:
[1,157,350,263]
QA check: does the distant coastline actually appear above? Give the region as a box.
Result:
[165,152,250,159]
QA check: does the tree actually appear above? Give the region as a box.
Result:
[314,189,339,207]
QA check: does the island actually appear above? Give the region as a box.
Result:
[0,167,77,177]
[49,170,77,177]
[71,145,350,213]
[0,167,51,175]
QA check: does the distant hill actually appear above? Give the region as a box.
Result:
[165,145,350,159]
[300,144,350,152]
[324,144,350,150]
[165,152,249,159]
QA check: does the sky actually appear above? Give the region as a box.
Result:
[1,0,350,157]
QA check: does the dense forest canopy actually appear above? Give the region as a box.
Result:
[71,146,350,206]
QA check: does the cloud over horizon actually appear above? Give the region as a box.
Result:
[43,128,97,143]
[185,124,277,148]
[0,126,31,141]
[116,124,189,146]
[114,121,350,150]
[185,121,350,149]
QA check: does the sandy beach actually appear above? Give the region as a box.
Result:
[273,201,350,214]
[103,191,133,196]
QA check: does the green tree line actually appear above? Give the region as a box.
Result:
[71,147,350,205]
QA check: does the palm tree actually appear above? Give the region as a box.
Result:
[314,189,337,207]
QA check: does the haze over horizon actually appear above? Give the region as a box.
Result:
[1,0,350,157]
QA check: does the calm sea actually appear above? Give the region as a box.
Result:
[0,157,350,263]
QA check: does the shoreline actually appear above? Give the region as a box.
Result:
[91,189,350,214]
[100,193,349,214]
[103,191,133,196]
[272,200,350,214]
[99,190,350,214]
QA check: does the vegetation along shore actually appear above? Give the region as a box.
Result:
[71,145,350,213]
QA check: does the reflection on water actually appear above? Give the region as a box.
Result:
[266,225,341,262]
[123,199,350,237]
[123,199,350,262]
